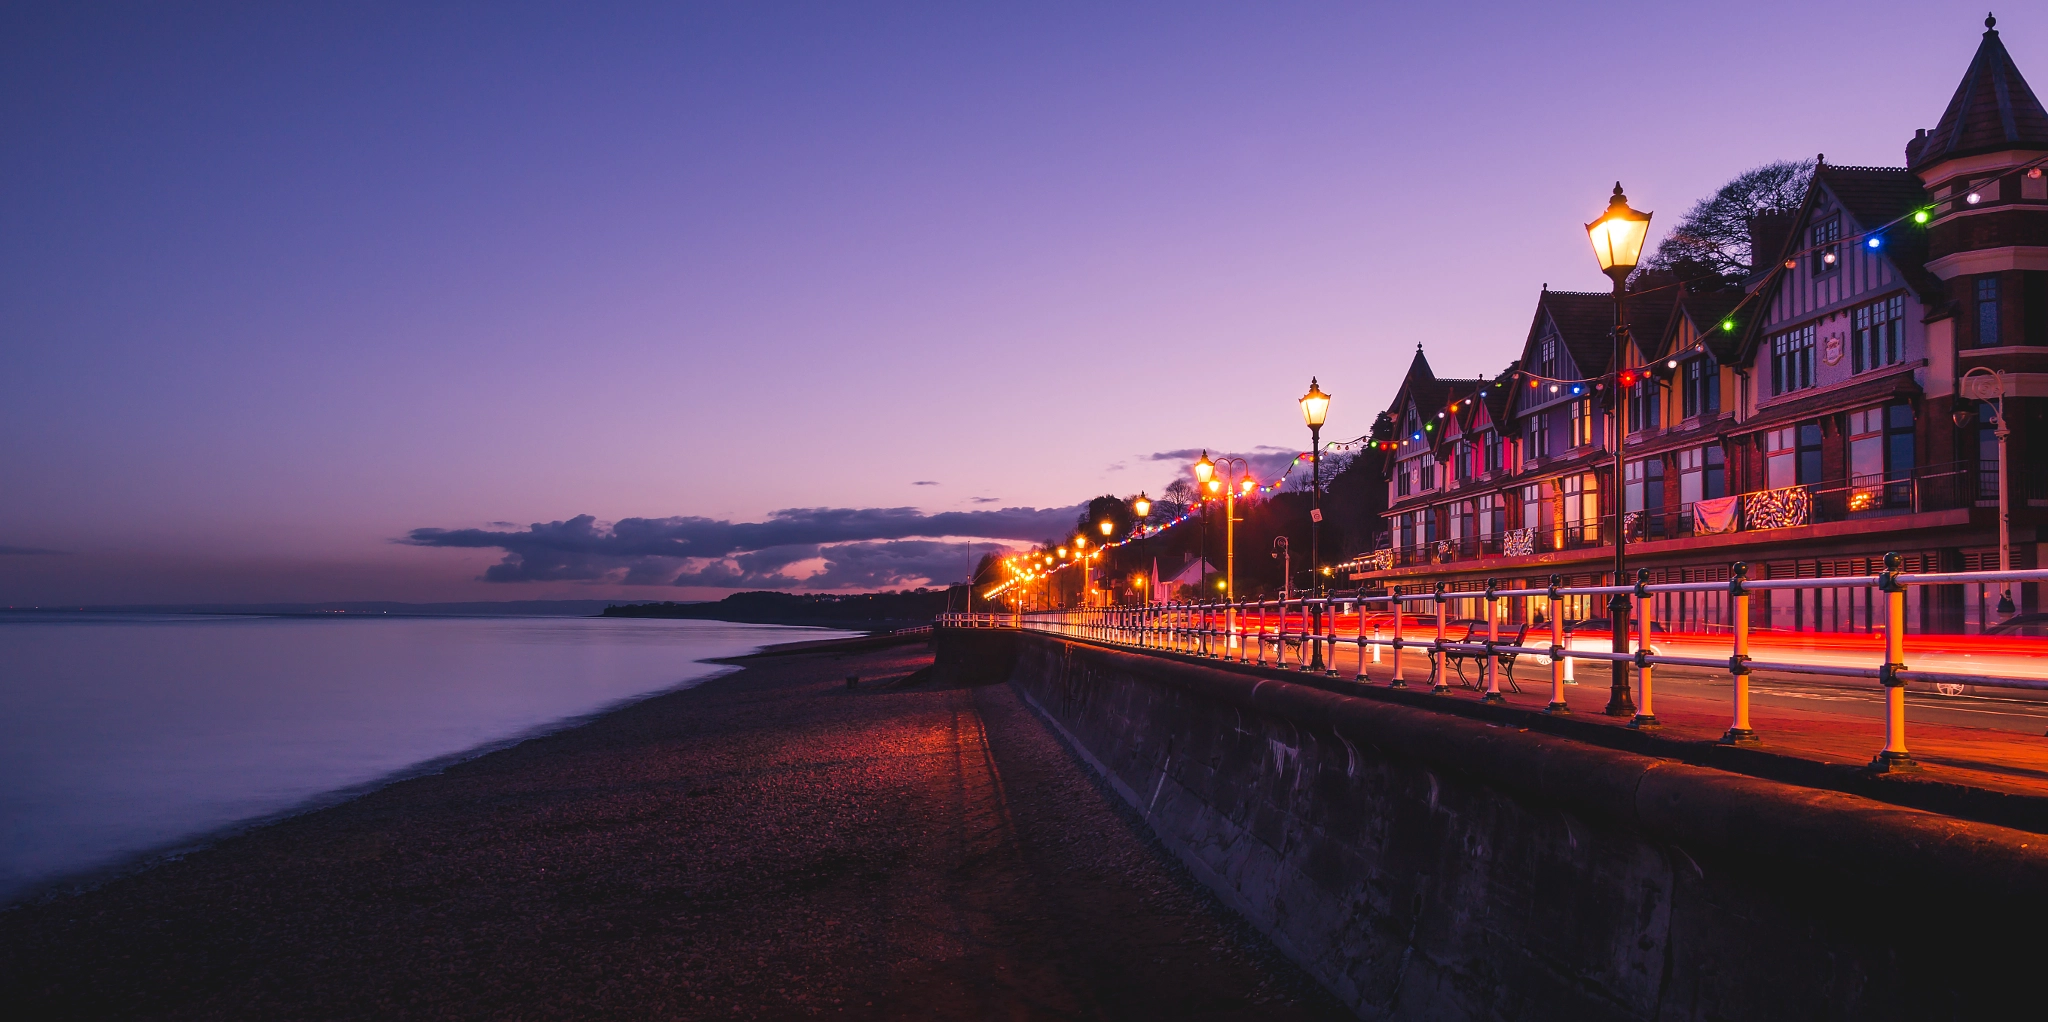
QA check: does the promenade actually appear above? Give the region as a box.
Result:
[0,639,1346,1021]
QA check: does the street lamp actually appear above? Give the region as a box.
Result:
[1299,378,1332,672]
[1195,450,1254,654]
[1962,367,2015,614]
[1586,182,1651,722]
[1133,492,1152,519]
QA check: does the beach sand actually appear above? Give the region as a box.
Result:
[0,637,1347,1020]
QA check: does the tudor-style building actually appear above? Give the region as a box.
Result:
[1352,16,2048,636]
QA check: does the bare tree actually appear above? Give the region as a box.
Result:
[1644,160,1813,284]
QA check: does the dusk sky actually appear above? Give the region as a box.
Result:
[4,2,2036,605]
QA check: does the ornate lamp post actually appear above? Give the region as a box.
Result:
[1961,367,2015,613]
[1299,379,1331,671]
[1586,183,1652,720]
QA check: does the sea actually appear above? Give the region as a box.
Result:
[0,612,854,903]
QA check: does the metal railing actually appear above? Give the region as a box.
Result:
[940,555,2048,773]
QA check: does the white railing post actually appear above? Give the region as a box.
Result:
[1256,601,1268,666]
[1323,598,1339,676]
[1432,582,1450,694]
[1873,552,1917,772]
[1389,597,1406,688]
[1723,562,1758,744]
[1630,569,1658,729]
[1483,579,1503,703]
[1355,600,1370,682]
[1546,574,1568,714]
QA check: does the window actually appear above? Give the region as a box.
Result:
[1569,399,1595,448]
[1810,215,1840,274]
[1477,493,1504,538]
[1978,401,2000,499]
[1422,506,1438,543]
[1678,445,1725,506]
[1397,512,1415,550]
[1628,373,1659,433]
[1419,452,1437,490]
[1525,412,1550,460]
[1396,460,1413,497]
[1450,500,1474,542]
[1978,277,2001,347]
[1772,325,1816,395]
[1539,336,1558,378]
[1482,430,1502,473]
[1766,423,1823,489]
[1849,404,1915,510]
[1624,457,1664,514]
[1853,295,1906,372]
[1682,355,1720,418]
[1561,473,1599,544]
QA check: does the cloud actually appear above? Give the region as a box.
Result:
[403,505,1076,589]
[969,496,1002,504]
[1140,446,1303,485]
[0,545,68,556]
[912,480,938,486]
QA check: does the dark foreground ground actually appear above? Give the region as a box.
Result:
[0,640,1348,1021]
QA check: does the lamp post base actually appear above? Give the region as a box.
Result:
[1545,701,1570,715]
[1481,692,1505,704]
[1868,750,1919,773]
[1627,714,1660,730]
[1720,728,1759,745]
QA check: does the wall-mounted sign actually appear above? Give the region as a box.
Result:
[1821,333,1846,366]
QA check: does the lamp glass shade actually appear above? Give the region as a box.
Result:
[1586,184,1652,275]
[1133,494,1151,517]
[1193,451,1215,483]
[1299,379,1330,428]
[1099,519,1113,536]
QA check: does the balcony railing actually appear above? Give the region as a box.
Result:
[1386,462,2010,570]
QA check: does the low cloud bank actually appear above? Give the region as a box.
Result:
[404,505,1082,589]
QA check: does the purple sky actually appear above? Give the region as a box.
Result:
[3,3,2035,604]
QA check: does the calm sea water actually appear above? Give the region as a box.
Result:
[0,613,854,902]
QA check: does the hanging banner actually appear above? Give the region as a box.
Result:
[1693,495,1740,535]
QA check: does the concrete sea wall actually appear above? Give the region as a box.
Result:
[937,628,2048,1021]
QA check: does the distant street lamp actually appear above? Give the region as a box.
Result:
[1299,378,1331,672]
[1194,451,1255,652]
[1586,182,1652,722]
[1133,492,1152,519]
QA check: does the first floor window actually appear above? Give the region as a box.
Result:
[1678,445,1725,506]
[1766,423,1823,489]
[1477,493,1503,537]
[1525,413,1550,460]
[1561,473,1599,544]
[1482,430,1502,473]
[1848,403,1915,510]
[1570,399,1595,448]
[1625,457,1664,514]
[1683,355,1720,418]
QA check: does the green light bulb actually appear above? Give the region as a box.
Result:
[1721,320,1735,332]
[1914,209,1930,224]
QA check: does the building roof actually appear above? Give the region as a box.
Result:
[1907,15,2048,171]
[1813,164,1944,305]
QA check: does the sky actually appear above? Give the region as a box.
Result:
[2,2,2038,605]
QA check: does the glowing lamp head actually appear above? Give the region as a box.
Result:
[1241,478,1254,493]
[1133,492,1151,517]
[1299,378,1331,428]
[1206,478,1222,494]
[1586,182,1652,277]
[1057,547,1067,558]
[1099,519,1113,536]
[1193,450,1215,484]
[1074,534,1086,549]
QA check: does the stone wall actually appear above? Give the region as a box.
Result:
[937,628,2048,1021]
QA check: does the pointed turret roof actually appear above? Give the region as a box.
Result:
[1908,14,2048,170]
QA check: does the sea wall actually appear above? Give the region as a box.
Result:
[936,628,2048,1021]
